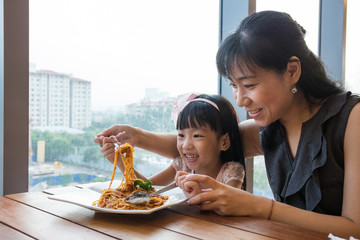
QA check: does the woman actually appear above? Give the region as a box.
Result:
[95,11,360,238]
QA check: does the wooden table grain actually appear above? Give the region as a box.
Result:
[0,185,329,240]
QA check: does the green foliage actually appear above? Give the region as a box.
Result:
[83,147,103,163]
[30,102,175,167]
[31,130,73,162]
[92,177,106,182]
[134,180,153,190]
[59,174,73,186]
[254,163,270,191]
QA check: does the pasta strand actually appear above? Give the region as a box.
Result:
[93,143,168,210]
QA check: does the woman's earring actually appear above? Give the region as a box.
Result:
[292,86,297,94]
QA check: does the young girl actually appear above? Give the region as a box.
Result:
[98,94,245,195]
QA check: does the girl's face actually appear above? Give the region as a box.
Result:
[177,123,227,175]
[228,65,296,127]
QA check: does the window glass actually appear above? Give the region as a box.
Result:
[29,0,219,191]
[257,0,319,55]
[254,0,320,198]
[345,0,360,94]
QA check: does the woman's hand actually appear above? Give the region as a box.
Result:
[175,171,202,199]
[184,174,264,217]
[94,124,138,148]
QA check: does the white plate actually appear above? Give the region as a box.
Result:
[48,181,187,214]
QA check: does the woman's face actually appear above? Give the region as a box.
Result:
[228,65,295,127]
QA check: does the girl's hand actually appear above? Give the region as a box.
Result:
[185,174,261,216]
[175,171,202,199]
[94,124,138,147]
[100,136,124,171]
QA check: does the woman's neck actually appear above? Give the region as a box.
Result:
[279,94,322,159]
[280,94,321,130]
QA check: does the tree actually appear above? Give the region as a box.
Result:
[83,147,103,163]
[45,137,73,162]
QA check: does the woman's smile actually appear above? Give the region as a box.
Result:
[247,108,263,119]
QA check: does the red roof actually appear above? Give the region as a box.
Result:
[70,77,90,83]
[35,70,90,82]
[37,70,68,77]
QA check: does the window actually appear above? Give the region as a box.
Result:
[1,0,349,196]
[345,0,360,94]
[29,0,219,192]
[257,0,319,54]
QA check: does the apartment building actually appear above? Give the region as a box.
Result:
[29,68,91,129]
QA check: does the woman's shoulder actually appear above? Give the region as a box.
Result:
[306,91,360,127]
[346,100,360,132]
[327,91,360,124]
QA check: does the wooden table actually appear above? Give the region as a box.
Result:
[0,185,329,240]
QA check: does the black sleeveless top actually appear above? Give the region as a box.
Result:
[260,91,360,215]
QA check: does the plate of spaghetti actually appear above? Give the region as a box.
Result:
[48,143,187,214]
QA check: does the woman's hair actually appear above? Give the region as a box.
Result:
[176,94,245,167]
[216,10,343,108]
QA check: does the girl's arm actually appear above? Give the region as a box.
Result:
[135,128,179,159]
[147,165,177,186]
[117,158,176,186]
[123,163,176,186]
[100,136,177,186]
[95,124,179,159]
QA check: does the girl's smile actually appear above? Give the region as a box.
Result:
[177,124,225,177]
[183,153,199,163]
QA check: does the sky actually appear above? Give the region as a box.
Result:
[345,0,360,93]
[29,0,219,111]
[30,0,360,111]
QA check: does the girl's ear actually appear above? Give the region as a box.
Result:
[220,133,231,151]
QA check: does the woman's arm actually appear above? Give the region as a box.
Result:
[185,174,360,238]
[239,119,263,158]
[185,104,360,238]
[339,102,360,235]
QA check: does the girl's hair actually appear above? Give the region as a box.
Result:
[216,10,343,108]
[176,94,245,167]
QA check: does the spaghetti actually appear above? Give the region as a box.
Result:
[93,143,168,210]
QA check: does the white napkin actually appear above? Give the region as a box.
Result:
[328,233,358,240]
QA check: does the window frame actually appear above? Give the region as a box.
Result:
[1,0,29,195]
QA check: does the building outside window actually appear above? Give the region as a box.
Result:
[28,0,219,192]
